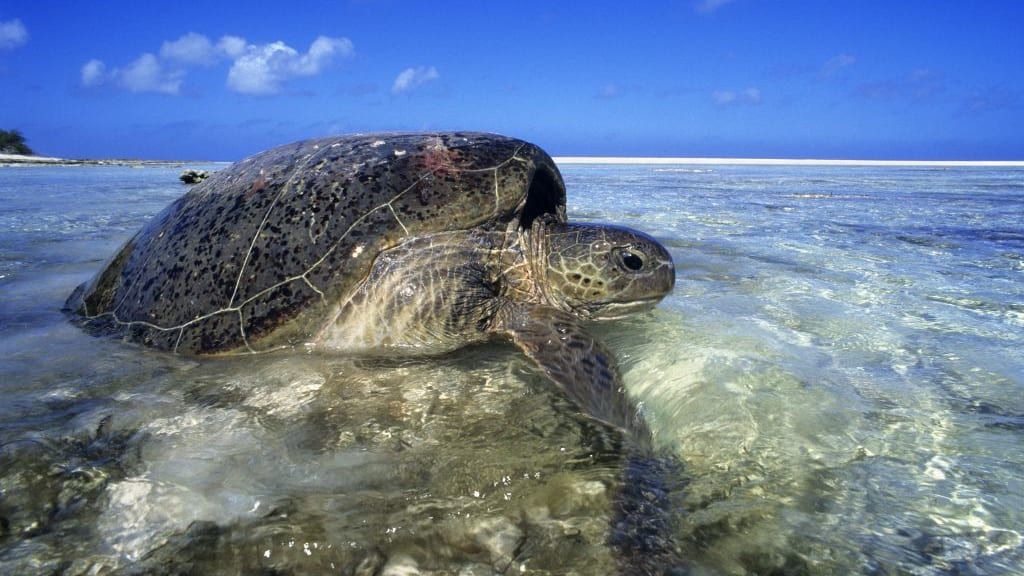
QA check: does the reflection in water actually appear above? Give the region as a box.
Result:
[1,164,1023,573]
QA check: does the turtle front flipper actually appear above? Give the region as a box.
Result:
[495,304,689,574]
[494,304,652,448]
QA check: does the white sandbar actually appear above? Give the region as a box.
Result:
[553,156,1024,167]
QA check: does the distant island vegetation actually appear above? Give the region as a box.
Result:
[0,129,34,155]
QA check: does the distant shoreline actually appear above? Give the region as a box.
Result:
[0,153,220,167]
[553,156,1024,167]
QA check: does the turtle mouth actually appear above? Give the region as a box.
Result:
[590,297,663,320]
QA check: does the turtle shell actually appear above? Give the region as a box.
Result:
[67,132,566,354]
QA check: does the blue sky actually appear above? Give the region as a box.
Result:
[1,0,1022,160]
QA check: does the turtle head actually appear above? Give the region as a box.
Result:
[532,219,675,320]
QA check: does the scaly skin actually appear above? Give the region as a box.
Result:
[320,218,673,355]
[319,215,675,436]
[317,228,509,354]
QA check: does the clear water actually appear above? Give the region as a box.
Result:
[1,163,1022,574]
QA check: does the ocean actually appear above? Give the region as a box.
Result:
[1,163,1022,574]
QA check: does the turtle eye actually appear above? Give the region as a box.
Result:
[619,250,644,271]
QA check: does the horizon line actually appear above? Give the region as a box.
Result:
[552,156,1024,167]
[5,152,1024,169]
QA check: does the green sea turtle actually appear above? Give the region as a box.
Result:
[66,132,674,433]
[66,132,680,569]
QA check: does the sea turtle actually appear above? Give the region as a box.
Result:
[66,132,680,570]
[66,132,674,433]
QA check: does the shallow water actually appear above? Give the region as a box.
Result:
[1,163,1022,574]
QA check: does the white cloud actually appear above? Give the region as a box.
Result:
[159,33,257,66]
[82,33,353,96]
[217,35,246,58]
[226,42,294,94]
[80,59,106,87]
[392,66,439,94]
[160,32,216,66]
[0,17,28,50]
[712,87,761,106]
[80,53,182,94]
[298,36,352,74]
[226,36,354,94]
[117,53,183,94]
[695,0,735,13]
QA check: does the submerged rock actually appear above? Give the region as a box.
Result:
[468,517,523,568]
[380,553,421,575]
[178,169,209,184]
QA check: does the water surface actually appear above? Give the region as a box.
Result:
[1,163,1022,574]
